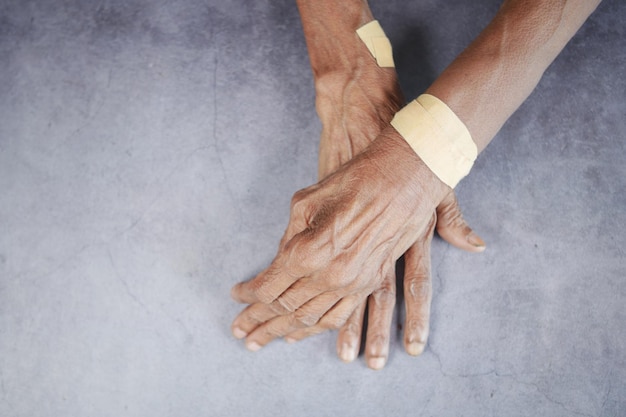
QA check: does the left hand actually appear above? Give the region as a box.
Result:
[231,44,485,368]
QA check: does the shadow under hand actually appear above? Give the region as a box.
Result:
[393,25,437,101]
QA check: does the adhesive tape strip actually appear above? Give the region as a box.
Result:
[356,20,395,68]
[390,94,477,188]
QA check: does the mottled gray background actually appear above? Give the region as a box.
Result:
[1,0,624,416]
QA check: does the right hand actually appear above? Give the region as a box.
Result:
[288,58,486,368]
[231,43,485,368]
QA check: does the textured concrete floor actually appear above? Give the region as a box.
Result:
[1,0,625,416]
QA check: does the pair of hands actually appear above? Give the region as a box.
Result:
[231,30,485,369]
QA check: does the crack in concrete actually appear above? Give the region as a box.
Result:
[600,369,612,413]
[433,244,451,299]
[110,143,212,241]
[428,345,596,417]
[107,247,147,310]
[212,53,243,236]
[30,244,92,283]
[52,68,113,153]
[0,367,6,402]
[106,247,193,344]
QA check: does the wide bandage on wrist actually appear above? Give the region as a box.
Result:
[390,94,477,188]
[356,20,394,68]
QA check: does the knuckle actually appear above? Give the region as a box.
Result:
[405,276,431,302]
[294,309,319,327]
[320,314,347,330]
[245,306,268,324]
[324,259,356,290]
[288,238,324,273]
[252,269,280,303]
[298,326,320,338]
[437,201,464,228]
[252,284,274,304]
[341,321,361,336]
[271,297,294,314]
[372,285,396,307]
[290,189,311,215]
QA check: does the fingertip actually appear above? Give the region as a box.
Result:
[467,231,486,252]
[405,341,426,356]
[245,340,262,352]
[365,333,390,370]
[438,227,486,253]
[404,323,429,356]
[232,326,247,340]
[231,282,257,304]
[338,342,358,363]
[230,284,243,302]
[367,356,387,370]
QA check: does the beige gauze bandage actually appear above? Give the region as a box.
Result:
[390,94,477,188]
[356,20,395,68]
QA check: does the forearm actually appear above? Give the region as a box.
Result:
[297,0,403,178]
[296,0,374,77]
[427,0,601,153]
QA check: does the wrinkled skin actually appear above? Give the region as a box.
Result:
[231,34,485,369]
[230,0,601,369]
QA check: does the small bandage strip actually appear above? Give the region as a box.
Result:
[390,94,477,188]
[356,20,395,68]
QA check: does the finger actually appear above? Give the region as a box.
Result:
[278,187,317,251]
[231,184,329,305]
[244,291,342,351]
[230,259,295,305]
[270,275,323,314]
[284,295,363,344]
[436,191,486,253]
[364,270,396,370]
[231,302,281,340]
[336,300,367,363]
[403,216,436,356]
[231,231,324,305]
[263,245,356,313]
[230,266,271,305]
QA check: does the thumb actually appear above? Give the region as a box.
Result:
[436,191,486,253]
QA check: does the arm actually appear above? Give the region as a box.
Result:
[429,0,601,153]
[231,0,600,356]
[232,0,483,369]
[296,0,402,178]
[295,0,485,368]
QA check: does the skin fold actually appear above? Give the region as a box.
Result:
[231,0,485,370]
[230,0,601,368]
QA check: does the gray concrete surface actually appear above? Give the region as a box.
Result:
[1,0,624,416]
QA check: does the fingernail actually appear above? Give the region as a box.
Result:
[232,327,247,339]
[467,232,486,248]
[339,343,357,363]
[368,356,386,370]
[246,341,262,352]
[230,285,240,301]
[406,341,425,356]
[285,337,297,344]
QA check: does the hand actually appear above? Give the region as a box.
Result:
[231,126,484,349]
[231,32,485,368]
[287,192,485,367]
[289,61,486,368]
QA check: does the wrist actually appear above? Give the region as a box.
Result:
[368,128,451,207]
[315,67,402,146]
